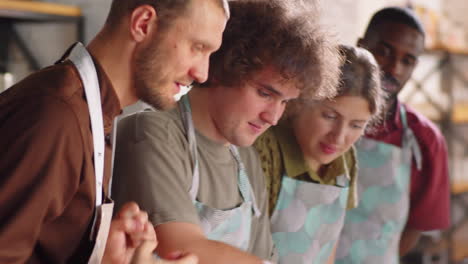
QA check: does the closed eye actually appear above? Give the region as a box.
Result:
[193,44,204,52]
[350,121,367,129]
[322,112,337,120]
[258,89,272,98]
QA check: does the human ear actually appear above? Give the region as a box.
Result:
[129,5,158,43]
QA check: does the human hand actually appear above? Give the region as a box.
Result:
[102,202,153,264]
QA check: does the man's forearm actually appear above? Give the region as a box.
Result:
[158,238,264,264]
[155,223,268,264]
[399,227,421,256]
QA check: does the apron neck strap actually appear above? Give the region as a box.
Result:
[399,104,423,170]
[67,42,108,238]
[336,155,351,187]
[178,95,200,199]
[68,42,106,206]
[229,145,261,217]
[399,104,409,130]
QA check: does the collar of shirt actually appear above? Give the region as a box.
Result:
[273,120,351,185]
[56,45,122,136]
[372,100,404,135]
[92,57,122,136]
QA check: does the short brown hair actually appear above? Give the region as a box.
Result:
[289,45,385,129]
[200,0,341,101]
[336,45,385,129]
[106,0,229,28]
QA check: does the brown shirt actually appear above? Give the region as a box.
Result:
[0,56,121,263]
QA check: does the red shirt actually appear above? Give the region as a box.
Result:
[365,101,450,231]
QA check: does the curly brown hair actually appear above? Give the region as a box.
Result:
[199,0,342,101]
[106,0,229,29]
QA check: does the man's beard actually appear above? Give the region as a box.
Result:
[381,72,401,102]
[133,39,175,111]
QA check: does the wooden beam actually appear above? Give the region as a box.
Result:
[0,0,81,17]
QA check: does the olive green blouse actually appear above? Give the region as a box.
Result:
[254,120,359,216]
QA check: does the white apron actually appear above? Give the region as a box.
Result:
[336,105,422,264]
[68,42,114,264]
[270,170,349,263]
[179,95,261,250]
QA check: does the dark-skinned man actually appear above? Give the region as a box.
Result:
[336,7,450,264]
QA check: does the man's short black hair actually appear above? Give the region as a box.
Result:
[364,6,425,38]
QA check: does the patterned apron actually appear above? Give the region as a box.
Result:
[178,95,261,250]
[336,105,422,264]
[68,43,114,264]
[270,164,350,263]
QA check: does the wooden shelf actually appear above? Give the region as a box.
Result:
[0,0,81,21]
[427,45,468,56]
[407,103,468,124]
[0,0,84,71]
[452,104,468,124]
[452,181,468,195]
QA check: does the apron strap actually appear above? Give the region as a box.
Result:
[109,116,119,198]
[179,96,200,200]
[110,101,155,197]
[400,105,422,171]
[229,146,261,217]
[335,155,351,188]
[67,42,106,236]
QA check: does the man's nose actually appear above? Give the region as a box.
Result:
[189,56,209,84]
[382,57,403,80]
[260,102,284,126]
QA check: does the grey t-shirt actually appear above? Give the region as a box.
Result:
[112,108,276,260]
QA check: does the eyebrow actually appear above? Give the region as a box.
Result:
[192,37,220,53]
[380,41,417,61]
[200,41,217,52]
[323,104,369,123]
[255,82,283,97]
[352,120,368,124]
[322,104,342,116]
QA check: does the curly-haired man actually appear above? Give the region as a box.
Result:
[112,1,341,263]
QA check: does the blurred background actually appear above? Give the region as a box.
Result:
[0,0,467,263]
